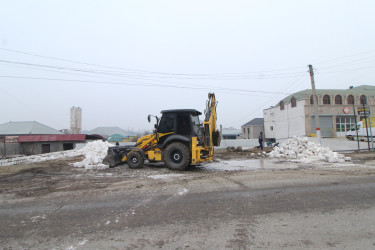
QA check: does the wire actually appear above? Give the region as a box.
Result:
[0,59,307,80]
[0,47,307,77]
[0,75,294,96]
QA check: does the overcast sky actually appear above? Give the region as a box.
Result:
[1,0,374,132]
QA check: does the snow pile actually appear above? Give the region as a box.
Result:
[269,136,351,163]
[71,140,113,170]
[0,150,81,167]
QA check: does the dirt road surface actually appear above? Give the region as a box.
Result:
[1,150,375,249]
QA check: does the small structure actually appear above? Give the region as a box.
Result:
[0,121,101,157]
[70,106,82,134]
[88,127,136,142]
[107,134,131,144]
[221,127,241,139]
[241,118,264,139]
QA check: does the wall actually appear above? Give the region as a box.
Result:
[304,101,375,137]
[0,143,21,157]
[263,108,275,139]
[274,100,306,140]
[215,139,259,149]
[241,126,264,139]
[250,126,264,139]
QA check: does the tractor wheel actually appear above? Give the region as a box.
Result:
[163,142,190,171]
[127,151,144,169]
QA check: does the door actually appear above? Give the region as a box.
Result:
[42,144,50,154]
[312,116,333,137]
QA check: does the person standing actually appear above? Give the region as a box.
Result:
[258,132,264,150]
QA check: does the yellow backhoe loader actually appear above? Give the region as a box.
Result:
[103,93,220,170]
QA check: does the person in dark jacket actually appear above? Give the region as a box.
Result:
[258,132,264,150]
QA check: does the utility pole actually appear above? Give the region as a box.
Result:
[308,65,321,144]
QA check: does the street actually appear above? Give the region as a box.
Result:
[1,154,375,249]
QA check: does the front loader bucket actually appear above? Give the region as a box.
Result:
[102,154,119,168]
[102,145,134,168]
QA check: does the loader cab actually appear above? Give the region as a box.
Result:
[157,109,203,140]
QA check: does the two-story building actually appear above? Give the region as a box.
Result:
[263,85,375,140]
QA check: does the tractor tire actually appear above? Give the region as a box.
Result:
[127,151,144,169]
[163,142,190,171]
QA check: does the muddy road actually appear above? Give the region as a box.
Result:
[1,151,375,249]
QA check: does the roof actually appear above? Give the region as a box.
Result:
[18,134,86,142]
[277,85,375,106]
[242,118,264,127]
[222,127,241,136]
[0,121,63,136]
[161,109,202,115]
[107,134,129,142]
[87,127,130,137]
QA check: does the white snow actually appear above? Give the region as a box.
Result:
[0,140,113,170]
[268,136,351,163]
[0,150,81,167]
[148,174,185,179]
[177,188,189,195]
[204,159,264,171]
[71,140,113,170]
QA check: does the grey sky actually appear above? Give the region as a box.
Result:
[1,1,374,132]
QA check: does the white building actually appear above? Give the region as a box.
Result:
[263,85,375,140]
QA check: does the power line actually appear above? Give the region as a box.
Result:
[0,75,292,96]
[0,59,307,80]
[0,47,307,77]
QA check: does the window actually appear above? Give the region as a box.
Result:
[336,117,356,133]
[280,101,285,110]
[291,98,296,108]
[270,126,273,131]
[347,95,354,105]
[335,95,342,105]
[310,95,318,105]
[360,95,367,105]
[323,95,331,105]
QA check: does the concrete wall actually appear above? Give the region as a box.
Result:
[305,101,375,137]
[215,139,259,149]
[241,126,264,139]
[273,100,306,140]
[1,141,81,156]
[0,143,21,157]
[263,108,275,139]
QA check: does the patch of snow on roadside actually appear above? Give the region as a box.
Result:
[0,150,81,167]
[178,188,189,195]
[71,140,113,170]
[204,159,262,171]
[148,174,185,179]
[268,136,351,163]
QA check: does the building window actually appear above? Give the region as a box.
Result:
[335,95,342,105]
[336,117,356,133]
[347,95,354,105]
[243,128,245,134]
[310,95,318,105]
[360,95,367,105]
[323,95,331,105]
[291,98,296,108]
[280,101,285,110]
[270,126,273,131]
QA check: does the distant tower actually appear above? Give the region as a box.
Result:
[70,106,82,134]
